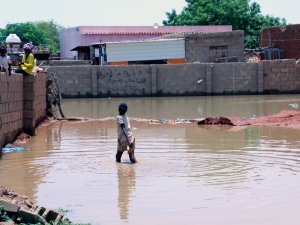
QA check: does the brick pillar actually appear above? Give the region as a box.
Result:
[91,67,98,97]
[257,62,264,94]
[206,64,213,95]
[151,65,157,96]
[23,74,47,135]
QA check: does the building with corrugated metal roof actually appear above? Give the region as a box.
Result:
[71,30,244,65]
[59,25,232,59]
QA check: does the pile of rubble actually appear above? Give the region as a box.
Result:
[0,186,69,225]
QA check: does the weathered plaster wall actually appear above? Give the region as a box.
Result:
[50,59,300,98]
[0,74,47,148]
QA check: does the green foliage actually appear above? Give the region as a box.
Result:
[0,206,10,221]
[163,0,286,48]
[0,20,62,53]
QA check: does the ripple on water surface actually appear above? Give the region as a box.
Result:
[1,121,300,225]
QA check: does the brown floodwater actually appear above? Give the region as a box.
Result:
[1,95,300,225]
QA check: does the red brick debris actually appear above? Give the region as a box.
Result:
[197,117,234,125]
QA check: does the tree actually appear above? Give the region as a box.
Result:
[163,0,286,48]
[35,21,62,53]
[0,20,62,53]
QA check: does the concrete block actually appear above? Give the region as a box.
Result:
[0,93,8,103]
[23,75,35,83]
[23,119,34,129]
[24,83,35,92]
[24,110,34,119]
[18,208,41,224]
[24,101,34,110]
[23,93,35,101]
[0,200,20,212]
[0,220,15,225]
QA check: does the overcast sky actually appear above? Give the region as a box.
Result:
[0,0,299,28]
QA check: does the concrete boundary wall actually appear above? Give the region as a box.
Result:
[50,59,300,98]
[0,74,47,148]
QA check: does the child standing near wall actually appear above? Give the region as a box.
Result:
[116,103,137,163]
[0,46,12,76]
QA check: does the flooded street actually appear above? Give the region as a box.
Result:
[60,95,300,119]
[1,95,300,225]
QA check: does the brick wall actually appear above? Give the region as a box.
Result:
[160,31,244,63]
[263,59,300,93]
[0,74,47,148]
[0,75,23,148]
[23,75,47,134]
[260,25,300,59]
[185,31,245,63]
[50,60,300,98]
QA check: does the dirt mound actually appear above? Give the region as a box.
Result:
[196,110,300,129]
[231,110,300,128]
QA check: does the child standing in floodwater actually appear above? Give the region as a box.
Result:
[116,103,137,163]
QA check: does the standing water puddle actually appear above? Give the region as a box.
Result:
[1,95,300,225]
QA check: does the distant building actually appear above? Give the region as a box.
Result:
[162,31,245,63]
[93,30,244,66]
[59,25,232,60]
[98,38,186,65]
[260,24,300,59]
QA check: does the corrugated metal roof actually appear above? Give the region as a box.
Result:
[70,45,90,51]
[83,32,173,35]
[105,38,185,44]
[79,25,232,35]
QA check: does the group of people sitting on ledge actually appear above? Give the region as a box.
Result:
[0,42,36,76]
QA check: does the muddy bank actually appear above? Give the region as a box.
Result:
[131,110,300,130]
[229,110,300,129]
[2,110,300,151]
[36,110,300,130]
[1,118,56,151]
[142,110,300,129]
